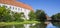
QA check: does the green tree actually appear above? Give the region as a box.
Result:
[29,11,36,21]
[0,6,24,22]
[35,9,47,22]
[13,12,24,22]
[0,6,11,22]
[51,13,60,21]
[51,13,60,26]
[32,9,47,28]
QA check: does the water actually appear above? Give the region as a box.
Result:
[46,23,58,28]
[0,23,60,28]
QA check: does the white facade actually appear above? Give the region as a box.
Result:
[0,3,30,20]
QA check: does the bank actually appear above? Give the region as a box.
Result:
[0,21,40,26]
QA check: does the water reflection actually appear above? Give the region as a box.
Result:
[46,23,58,28]
[52,22,60,28]
[0,22,60,28]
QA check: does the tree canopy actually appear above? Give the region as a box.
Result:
[0,6,11,22]
[29,11,36,21]
[35,9,47,22]
[0,6,24,22]
[51,13,60,20]
[51,13,60,26]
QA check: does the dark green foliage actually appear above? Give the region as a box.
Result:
[13,12,24,22]
[35,10,47,22]
[0,6,11,22]
[51,13,60,20]
[29,9,47,22]
[51,13,60,26]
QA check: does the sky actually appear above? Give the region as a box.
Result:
[17,0,60,17]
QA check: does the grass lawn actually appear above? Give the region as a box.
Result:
[0,21,40,26]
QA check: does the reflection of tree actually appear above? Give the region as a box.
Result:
[39,23,46,28]
[30,23,46,28]
[51,13,60,26]
[15,25,24,28]
[52,22,60,27]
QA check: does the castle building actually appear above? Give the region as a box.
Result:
[0,0,33,20]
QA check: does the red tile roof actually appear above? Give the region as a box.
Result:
[0,0,33,10]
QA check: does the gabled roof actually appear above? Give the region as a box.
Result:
[0,0,33,10]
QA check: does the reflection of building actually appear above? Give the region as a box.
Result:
[0,0,33,20]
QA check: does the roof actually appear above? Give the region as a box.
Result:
[0,0,33,10]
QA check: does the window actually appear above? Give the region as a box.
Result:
[18,8,22,11]
[18,8,20,10]
[21,8,22,11]
[15,8,17,9]
[10,6,11,9]
[13,7,14,9]
[24,9,26,12]
[5,6,7,8]
[0,5,1,7]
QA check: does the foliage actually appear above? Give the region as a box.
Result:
[51,13,60,20]
[35,9,47,22]
[0,6,12,22]
[51,13,60,26]
[29,11,36,21]
[0,6,24,22]
[13,12,24,22]
[28,9,47,22]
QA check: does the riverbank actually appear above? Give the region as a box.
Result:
[0,21,40,26]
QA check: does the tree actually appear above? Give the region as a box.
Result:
[0,6,24,22]
[13,12,24,22]
[51,13,60,26]
[0,6,12,22]
[29,11,36,21]
[51,13,60,21]
[35,9,47,22]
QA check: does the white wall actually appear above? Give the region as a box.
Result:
[0,3,30,20]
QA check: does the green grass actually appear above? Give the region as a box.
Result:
[0,21,40,26]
